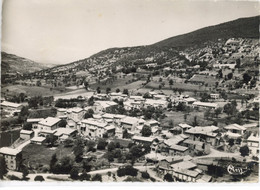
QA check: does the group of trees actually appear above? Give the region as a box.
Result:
[55,99,77,108]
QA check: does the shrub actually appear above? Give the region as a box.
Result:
[91,174,102,182]
[117,165,138,177]
[141,171,150,179]
[70,167,79,180]
[164,173,174,182]
[34,175,45,181]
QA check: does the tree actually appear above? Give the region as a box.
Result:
[0,157,8,179]
[23,122,32,130]
[116,88,120,93]
[50,153,58,172]
[106,87,111,94]
[214,107,222,118]
[84,81,89,90]
[70,167,79,180]
[58,120,67,128]
[86,140,96,152]
[141,125,152,137]
[97,138,107,150]
[92,174,102,182]
[96,87,101,94]
[79,170,91,181]
[192,116,199,127]
[239,145,249,157]
[123,89,129,95]
[164,173,174,182]
[82,160,92,172]
[228,139,234,147]
[21,165,29,180]
[243,73,251,84]
[73,138,85,162]
[169,79,174,86]
[123,129,129,139]
[107,142,116,151]
[36,80,41,87]
[88,96,95,106]
[227,73,233,80]
[34,175,45,181]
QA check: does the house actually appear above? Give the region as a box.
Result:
[182,139,210,155]
[110,92,128,101]
[54,128,77,141]
[38,130,56,138]
[36,117,61,132]
[192,102,219,110]
[132,135,157,145]
[67,107,85,123]
[20,130,34,141]
[93,101,117,112]
[1,101,23,114]
[177,123,193,133]
[144,99,168,109]
[27,118,44,130]
[146,120,160,128]
[224,124,246,135]
[169,144,189,156]
[172,168,200,182]
[30,136,46,145]
[210,93,220,99]
[0,147,22,170]
[185,126,219,146]
[115,127,123,139]
[246,134,259,157]
[81,119,108,138]
[121,117,145,131]
[104,125,116,137]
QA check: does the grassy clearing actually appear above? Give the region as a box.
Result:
[1,85,71,97]
[22,144,74,169]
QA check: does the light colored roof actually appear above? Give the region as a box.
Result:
[247,134,259,142]
[147,120,159,125]
[185,126,218,137]
[184,97,196,102]
[174,169,200,178]
[242,123,258,128]
[82,119,107,128]
[57,108,67,112]
[1,101,22,108]
[171,161,197,170]
[39,130,56,134]
[0,147,22,156]
[27,118,44,123]
[38,117,61,127]
[183,139,204,146]
[132,135,155,143]
[164,135,186,146]
[224,124,246,131]
[114,114,126,119]
[105,125,116,131]
[121,116,140,125]
[170,144,188,152]
[55,128,77,136]
[145,99,168,106]
[31,136,46,142]
[20,130,33,135]
[224,131,242,139]
[68,107,84,113]
[95,101,117,108]
[178,123,192,129]
[102,113,115,119]
[197,174,212,183]
[192,101,218,108]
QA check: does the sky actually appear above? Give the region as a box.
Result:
[1,0,259,65]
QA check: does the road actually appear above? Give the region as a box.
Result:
[195,147,242,159]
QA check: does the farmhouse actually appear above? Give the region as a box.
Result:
[246,134,259,157]
[224,124,246,135]
[81,119,108,138]
[36,117,61,131]
[192,102,219,110]
[1,101,23,114]
[0,147,22,171]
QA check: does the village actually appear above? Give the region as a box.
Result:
[0,36,259,181]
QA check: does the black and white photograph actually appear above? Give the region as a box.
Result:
[0,0,259,184]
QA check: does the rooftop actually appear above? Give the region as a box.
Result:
[38,117,61,127]
[20,130,34,135]
[170,161,197,170]
[0,147,22,156]
[1,101,22,108]
[31,136,46,142]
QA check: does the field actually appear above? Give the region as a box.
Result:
[1,85,71,97]
[161,110,212,128]
[22,144,74,171]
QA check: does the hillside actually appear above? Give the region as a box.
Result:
[1,52,54,74]
[153,16,259,49]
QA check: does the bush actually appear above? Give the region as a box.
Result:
[117,165,138,177]
[164,173,174,182]
[34,175,45,181]
[141,171,150,179]
[70,167,79,180]
[7,175,21,181]
[91,174,102,182]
